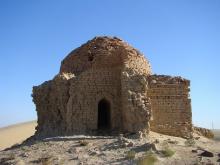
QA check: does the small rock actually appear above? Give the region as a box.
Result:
[20,153,29,157]
[154,139,159,144]
[118,135,134,147]
[146,143,158,151]
[197,156,203,162]
[195,136,200,140]
[199,150,214,157]
[150,143,158,151]
[67,148,79,154]
[127,142,134,147]
[138,131,143,139]
[217,158,220,162]
[90,151,99,156]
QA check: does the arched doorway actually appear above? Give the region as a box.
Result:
[98,99,111,130]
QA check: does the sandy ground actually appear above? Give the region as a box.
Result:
[0,131,220,164]
[0,122,219,164]
[0,121,37,150]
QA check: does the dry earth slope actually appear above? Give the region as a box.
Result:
[0,131,220,164]
[0,122,220,164]
[0,121,37,150]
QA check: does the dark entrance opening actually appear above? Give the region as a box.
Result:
[98,99,111,130]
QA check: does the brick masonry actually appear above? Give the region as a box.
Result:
[32,36,193,138]
[147,75,192,138]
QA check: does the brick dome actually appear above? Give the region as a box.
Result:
[60,36,152,76]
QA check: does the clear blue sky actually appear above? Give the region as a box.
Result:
[0,0,219,129]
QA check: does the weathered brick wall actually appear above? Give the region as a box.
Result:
[66,68,122,135]
[121,68,151,135]
[32,73,72,137]
[32,36,193,139]
[193,126,214,139]
[32,36,152,138]
[147,75,193,138]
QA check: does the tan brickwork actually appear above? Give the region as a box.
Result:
[147,75,192,138]
[32,36,193,139]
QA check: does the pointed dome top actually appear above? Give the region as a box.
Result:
[60,36,152,75]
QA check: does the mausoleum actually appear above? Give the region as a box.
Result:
[32,36,192,138]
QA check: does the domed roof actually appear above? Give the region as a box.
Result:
[60,36,152,75]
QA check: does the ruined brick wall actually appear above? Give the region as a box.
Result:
[119,39,152,135]
[33,68,122,138]
[121,68,151,135]
[32,36,193,138]
[65,68,122,135]
[147,75,193,138]
[32,73,72,137]
[193,126,214,139]
[32,36,152,138]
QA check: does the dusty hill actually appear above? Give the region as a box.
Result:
[0,131,220,165]
[0,121,37,150]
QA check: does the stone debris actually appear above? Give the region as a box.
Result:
[88,148,101,156]
[199,150,214,157]
[19,153,29,158]
[154,139,160,144]
[149,143,158,151]
[1,131,220,165]
[193,126,214,139]
[192,149,198,153]
[118,134,134,147]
